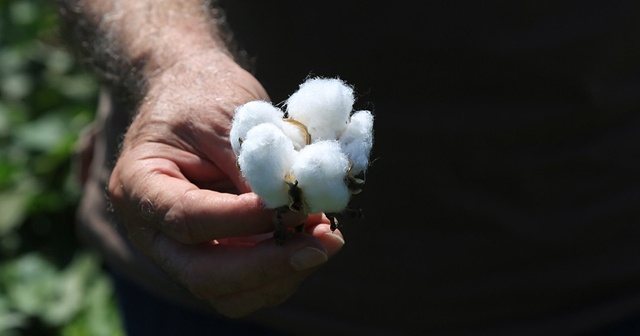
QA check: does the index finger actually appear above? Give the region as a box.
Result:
[109,147,308,244]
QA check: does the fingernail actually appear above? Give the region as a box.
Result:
[290,247,328,271]
[325,232,345,245]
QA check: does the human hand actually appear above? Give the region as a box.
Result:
[107,52,345,318]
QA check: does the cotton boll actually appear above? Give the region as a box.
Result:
[280,118,310,150]
[237,123,296,209]
[290,140,351,214]
[285,77,354,141]
[339,110,374,175]
[230,100,285,156]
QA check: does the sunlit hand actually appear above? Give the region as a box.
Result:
[108,52,345,318]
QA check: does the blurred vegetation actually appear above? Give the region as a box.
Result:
[0,0,124,335]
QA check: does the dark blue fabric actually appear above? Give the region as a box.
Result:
[104,1,640,334]
[583,314,640,336]
[109,270,290,336]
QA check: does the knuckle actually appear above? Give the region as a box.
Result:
[264,280,302,308]
[107,170,124,207]
[263,291,290,309]
[138,198,156,221]
[180,267,226,301]
[162,198,196,244]
[188,282,218,301]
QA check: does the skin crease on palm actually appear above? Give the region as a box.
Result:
[61,0,346,318]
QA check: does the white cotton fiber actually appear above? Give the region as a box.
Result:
[290,140,351,214]
[237,123,296,208]
[285,77,354,141]
[230,100,285,156]
[339,110,374,175]
[280,119,310,150]
[229,76,374,217]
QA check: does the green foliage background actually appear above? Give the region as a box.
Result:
[0,0,124,335]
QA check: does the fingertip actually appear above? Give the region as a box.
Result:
[298,216,345,258]
[289,246,328,271]
[319,230,345,258]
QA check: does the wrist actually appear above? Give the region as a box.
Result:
[134,27,235,86]
[64,0,241,109]
[123,51,267,150]
[144,50,264,109]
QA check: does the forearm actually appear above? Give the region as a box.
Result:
[56,0,246,107]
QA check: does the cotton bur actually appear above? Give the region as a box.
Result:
[230,77,374,245]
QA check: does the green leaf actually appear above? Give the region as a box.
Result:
[61,269,125,336]
[2,253,59,317]
[0,102,9,136]
[0,252,117,328]
[10,1,38,27]
[0,297,27,333]
[40,253,96,325]
[0,192,30,235]
[1,73,33,100]
[14,113,71,153]
[0,178,39,235]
